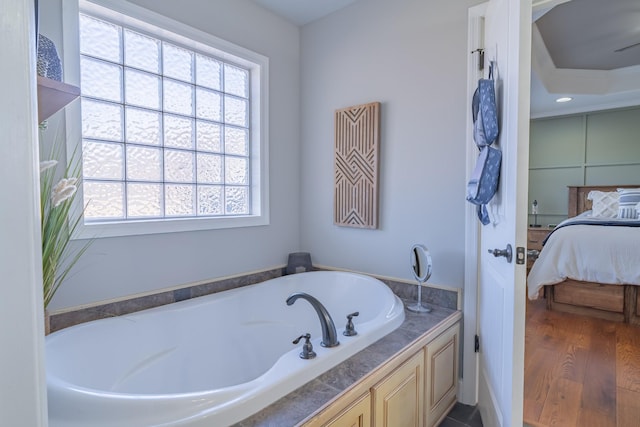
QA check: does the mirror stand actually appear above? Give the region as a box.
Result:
[407,282,432,313]
[407,244,433,313]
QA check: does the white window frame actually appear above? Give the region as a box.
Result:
[62,0,269,239]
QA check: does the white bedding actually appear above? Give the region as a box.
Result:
[527,217,640,300]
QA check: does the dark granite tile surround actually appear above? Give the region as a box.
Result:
[47,267,459,333]
[380,277,459,311]
[48,267,286,333]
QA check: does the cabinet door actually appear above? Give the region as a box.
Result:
[325,392,371,427]
[304,392,371,427]
[372,349,424,427]
[425,324,459,427]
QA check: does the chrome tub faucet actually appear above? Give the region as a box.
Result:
[286,292,340,348]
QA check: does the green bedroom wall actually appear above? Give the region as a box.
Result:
[529,106,640,225]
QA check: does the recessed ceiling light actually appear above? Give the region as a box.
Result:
[556,97,572,103]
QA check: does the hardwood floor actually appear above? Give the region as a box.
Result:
[524,297,640,427]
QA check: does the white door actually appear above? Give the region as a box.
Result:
[464,1,531,426]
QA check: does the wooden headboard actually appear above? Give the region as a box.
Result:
[568,185,640,217]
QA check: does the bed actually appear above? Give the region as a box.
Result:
[527,185,640,325]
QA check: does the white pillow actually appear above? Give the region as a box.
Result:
[617,188,640,219]
[587,190,619,218]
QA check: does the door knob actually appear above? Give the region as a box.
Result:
[488,244,512,263]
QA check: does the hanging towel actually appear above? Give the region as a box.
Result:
[472,72,499,147]
[467,63,501,225]
[466,145,502,225]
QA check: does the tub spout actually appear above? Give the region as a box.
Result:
[286,292,339,348]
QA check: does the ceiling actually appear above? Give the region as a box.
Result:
[531,0,640,117]
[251,0,357,26]
[537,0,640,70]
[251,0,640,118]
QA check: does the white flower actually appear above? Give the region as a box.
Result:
[39,160,58,173]
[51,178,78,207]
[52,177,77,192]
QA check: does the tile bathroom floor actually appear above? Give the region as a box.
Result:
[439,403,483,427]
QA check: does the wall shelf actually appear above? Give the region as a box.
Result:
[37,76,80,123]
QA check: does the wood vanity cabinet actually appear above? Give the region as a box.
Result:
[302,320,460,427]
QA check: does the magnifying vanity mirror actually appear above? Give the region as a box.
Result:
[408,244,432,313]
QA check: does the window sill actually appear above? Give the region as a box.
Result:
[73,214,269,240]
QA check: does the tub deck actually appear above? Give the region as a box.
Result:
[234,301,461,426]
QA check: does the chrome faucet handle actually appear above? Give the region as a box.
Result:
[292,333,316,359]
[343,311,359,336]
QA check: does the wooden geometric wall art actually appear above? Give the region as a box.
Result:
[334,102,380,229]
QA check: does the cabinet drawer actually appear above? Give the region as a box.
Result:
[554,281,624,313]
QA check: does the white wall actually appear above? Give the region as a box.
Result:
[41,0,302,310]
[44,0,486,309]
[300,0,484,288]
[529,106,640,225]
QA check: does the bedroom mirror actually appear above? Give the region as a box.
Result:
[529,0,640,227]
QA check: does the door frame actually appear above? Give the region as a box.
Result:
[459,2,486,406]
[0,0,48,425]
[460,1,532,412]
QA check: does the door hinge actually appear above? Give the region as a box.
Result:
[475,335,480,353]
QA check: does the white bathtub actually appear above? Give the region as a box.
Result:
[46,271,405,426]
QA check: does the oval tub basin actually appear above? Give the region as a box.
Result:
[46,271,405,426]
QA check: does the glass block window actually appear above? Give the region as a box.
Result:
[78,13,251,222]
